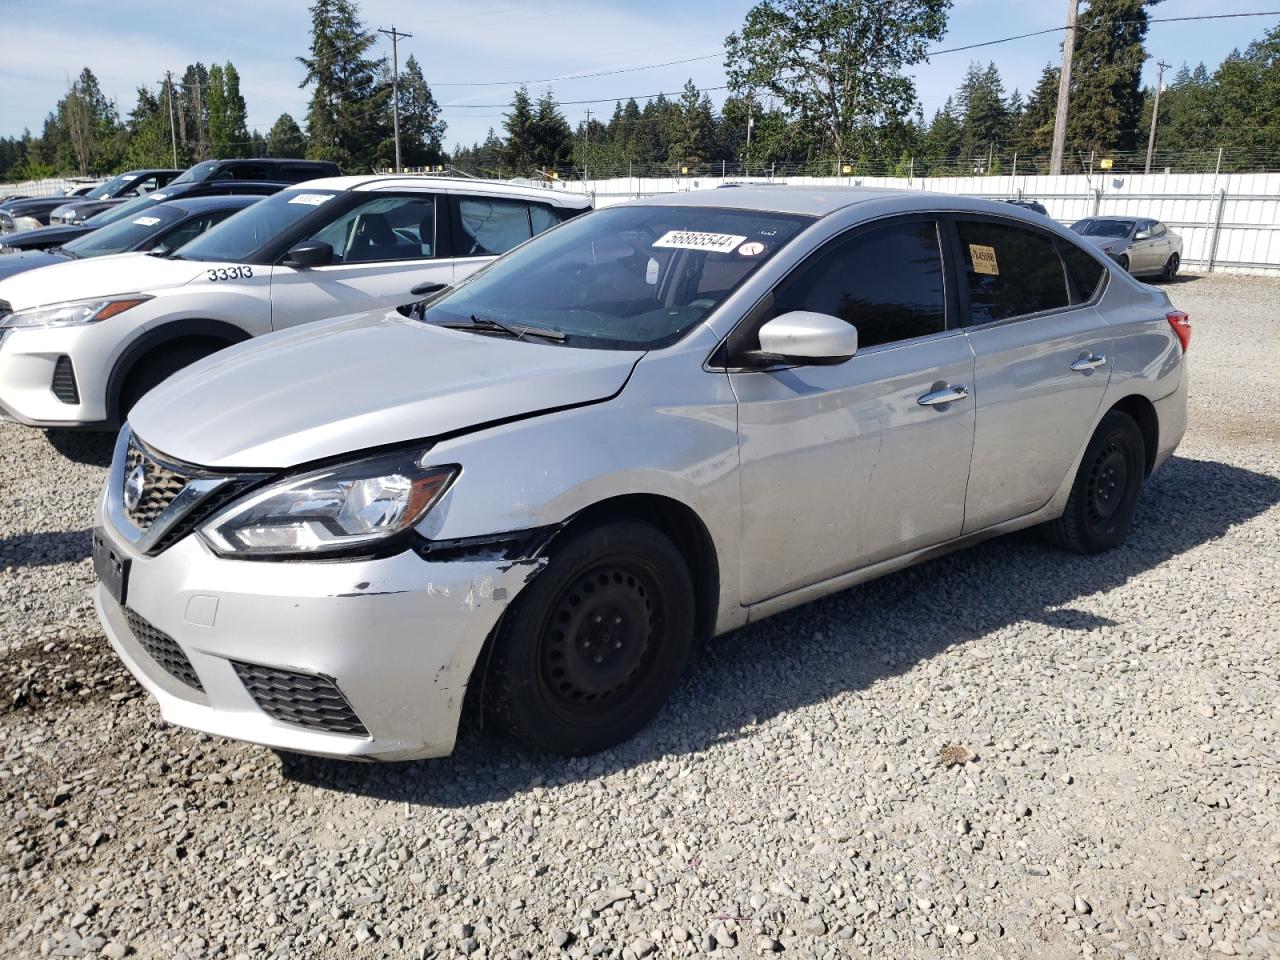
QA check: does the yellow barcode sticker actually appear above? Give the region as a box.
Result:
[970,244,999,276]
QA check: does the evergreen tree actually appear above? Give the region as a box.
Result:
[58,68,119,174]
[267,113,306,157]
[502,86,536,172]
[206,64,228,157]
[1013,64,1060,163]
[1068,0,1157,154]
[955,61,1011,167]
[923,98,962,172]
[397,54,446,166]
[668,79,716,167]
[179,63,210,161]
[298,0,390,172]
[1210,27,1280,166]
[531,90,573,169]
[222,62,250,157]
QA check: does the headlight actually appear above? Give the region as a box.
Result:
[199,451,457,557]
[0,296,152,331]
[13,216,41,231]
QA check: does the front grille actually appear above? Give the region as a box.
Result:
[124,608,203,691]
[125,440,192,530]
[51,356,79,404]
[232,661,369,737]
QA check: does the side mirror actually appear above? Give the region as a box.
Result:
[750,311,858,366]
[282,240,333,268]
[410,280,449,297]
[1134,229,1150,241]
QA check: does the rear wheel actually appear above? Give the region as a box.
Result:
[1162,252,1180,281]
[118,341,224,420]
[484,521,693,755]
[1042,410,1146,554]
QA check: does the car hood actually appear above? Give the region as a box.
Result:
[129,311,645,469]
[0,224,93,251]
[1,197,65,217]
[0,249,67,281]
[0,252,208,310]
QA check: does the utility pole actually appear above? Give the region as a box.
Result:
[378,25,412,173]
[165,71,178,168]
[1144,60,1170,175]
[1050,0,1078,176]
[583,108,591,185]
[745,93,754,170]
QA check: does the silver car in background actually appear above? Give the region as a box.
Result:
[93,188,1190,760]
[1071,216,1183,280]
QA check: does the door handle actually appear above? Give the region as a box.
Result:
[1070,354,1107,372]
[917,384,969,406]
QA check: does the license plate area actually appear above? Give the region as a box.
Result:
[92,529,130,606]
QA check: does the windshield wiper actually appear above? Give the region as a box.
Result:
[49,245,78,259]
[439,314,567,342]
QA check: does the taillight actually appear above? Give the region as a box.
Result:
[1167,310,1191,353]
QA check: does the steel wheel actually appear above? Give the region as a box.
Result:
[1042,409,1146,554]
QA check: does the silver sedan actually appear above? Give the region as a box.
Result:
[93,188,1190,760]
[1070,216,1183,280]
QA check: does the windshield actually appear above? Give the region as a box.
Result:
[85,193,165,227]
[174,189,339,262]
[84,172,138,200]
[1073,219,1134,239]
[425,205,811,350]
[171,161,220,185]
[61,205,184,257]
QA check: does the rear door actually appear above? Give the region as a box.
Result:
[448,194,538,283]
[955,217,1113,532]
[268,191,451,330]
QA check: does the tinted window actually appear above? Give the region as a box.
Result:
[171,161,220,185]
[152,212,233,252]
[1073,218,1134,239]
[61,205,185,257]
[280,163,328,182]
[1059,241,1107,302]
[457,197,533,256]
[307,195,435,263]
[529,203,560,235]
[773,219,946,349]
[426,205,810,350]
[957,219,1069,324]
[1150,222,1166,237]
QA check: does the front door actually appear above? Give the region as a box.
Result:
[731,217,976,605]
[268,192,452,330]
[952,217,1113,532]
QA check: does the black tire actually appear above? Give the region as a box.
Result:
[1042,410,1146,554]
[1162,252,1180,281]
[1117,254,1130,273]
[118,342,222,419]
[484,521,694,755]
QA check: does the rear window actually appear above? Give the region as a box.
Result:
[957,219,1070,324]
[1058,241,1107,302]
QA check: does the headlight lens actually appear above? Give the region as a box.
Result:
[0,296,151,331]
[13,216,41,231]
[199,451,457,557]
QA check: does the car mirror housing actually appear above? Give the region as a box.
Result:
[1134,229,1150,241]
[282,240,333,268]
[750,311,858,366]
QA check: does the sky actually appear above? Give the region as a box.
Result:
[1,0,1277,152]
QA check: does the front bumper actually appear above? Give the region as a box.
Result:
[0,324,116,427]
[94,519,540,760]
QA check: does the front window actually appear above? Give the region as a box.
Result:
[174,189,341,262]
[426,205,812,350]
[1073,219,1134,239]
[304,195,435,263]
[171,161,220,185]
[61,206,185,257]
[84,173,139,200]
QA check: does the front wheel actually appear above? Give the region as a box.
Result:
[118,341,222,420]
[1042,410,1146,554]
[1117,254,1130,273]
[484,521,694,755]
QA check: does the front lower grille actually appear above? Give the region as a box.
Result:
[124,608,203,691]
[125,440,192,529]
[51,356,79,404]
[232,661,369,737]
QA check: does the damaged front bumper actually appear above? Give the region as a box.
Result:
[94,520,544,760]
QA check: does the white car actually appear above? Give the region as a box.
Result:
[0,177,590,429]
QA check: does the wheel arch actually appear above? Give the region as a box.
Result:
[1108,393,1159,476]
[106,318,252,424]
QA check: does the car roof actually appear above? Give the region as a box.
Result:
[293,174,593,207]
[618,186,1074,225]
[160,194,261,214]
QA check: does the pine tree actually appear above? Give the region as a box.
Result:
[397,55,446,166]
[1013,64,1060,164]
[298,0,390,172]
[923,98,962,172]
[502,86,536,173]
[267,113,306,157]
[668,79,716,167]
[206,64,228,157]
[1068,0,1156,154]
[59,68,119,175]
[222,63,250,157]
[531,90,573,169]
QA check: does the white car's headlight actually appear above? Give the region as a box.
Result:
[0,296,152,331]
[199,451,457,557]
[13,216,41,231]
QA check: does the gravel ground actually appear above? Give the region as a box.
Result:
[1,272,1278,960]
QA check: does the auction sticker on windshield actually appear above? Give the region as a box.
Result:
[653,230,746,253]
[288,193,333,206]
[133,216,161,226]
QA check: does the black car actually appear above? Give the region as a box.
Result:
[0,169,181,233]
[0,194,260,282]
[47,158,338,226]
[0,180,289,253]
[1001,198,1050,216]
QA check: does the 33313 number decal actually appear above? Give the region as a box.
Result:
[206,266,254,282]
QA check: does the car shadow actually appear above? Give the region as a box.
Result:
[43,429,115,467]
[0,528,92,568]
[278,455,1277,804]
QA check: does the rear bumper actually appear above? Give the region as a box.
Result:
[94,519,541,761]
[1152,360,1188,473]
